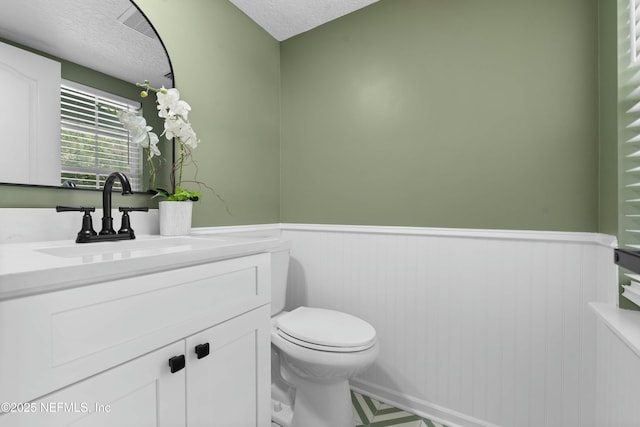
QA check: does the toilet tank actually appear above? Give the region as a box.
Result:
[271,240,291,316]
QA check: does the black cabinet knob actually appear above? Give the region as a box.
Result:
[195,343,210,359]
[168,355,185,373]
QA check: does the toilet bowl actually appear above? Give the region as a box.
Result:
[272,308,379,427]
[269,242,379,427]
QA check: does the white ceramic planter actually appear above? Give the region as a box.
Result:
[158,201,193,236]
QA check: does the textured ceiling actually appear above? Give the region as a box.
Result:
[0,0,172,88]
[229,0,381,41]
[0,0,380,90]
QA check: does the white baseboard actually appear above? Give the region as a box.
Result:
[351,379,500,427]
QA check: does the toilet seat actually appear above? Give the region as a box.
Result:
[276,307,376,353]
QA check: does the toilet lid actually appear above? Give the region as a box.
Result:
[276,307,376,352]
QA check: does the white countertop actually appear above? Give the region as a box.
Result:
[0,233,285,301]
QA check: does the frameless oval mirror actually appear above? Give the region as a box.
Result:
[0,0,173,191]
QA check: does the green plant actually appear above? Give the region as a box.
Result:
[153,186,201,202]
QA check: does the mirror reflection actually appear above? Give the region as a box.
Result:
[0,0,173,191]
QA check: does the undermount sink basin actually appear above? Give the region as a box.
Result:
[36,237,228,259]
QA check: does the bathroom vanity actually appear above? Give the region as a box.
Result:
[0,234,276,426]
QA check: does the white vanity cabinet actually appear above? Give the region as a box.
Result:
[186,306,270,426]
[2,340,187,427]
[0,253,271,427]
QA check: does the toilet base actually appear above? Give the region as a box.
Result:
[272,398,293,427]
[287,374,354,427]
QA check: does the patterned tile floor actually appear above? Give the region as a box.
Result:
[351,391,448,427]
[271,391,448,427]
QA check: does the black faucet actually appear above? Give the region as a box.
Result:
[100,171,133,235]
[56,172,148,243]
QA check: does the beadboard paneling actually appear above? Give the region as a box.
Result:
[281,224,616,427]
[595,320,640,427]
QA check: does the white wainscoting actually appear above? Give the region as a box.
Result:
[281,224,617,427]
[591,302,640,426]
[595,319,640,427]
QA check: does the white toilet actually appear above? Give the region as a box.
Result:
[270,241,379,427]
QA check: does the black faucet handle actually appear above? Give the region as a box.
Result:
[55,206,97,242]
[117,207,148,238]
[56,206,96,213]
[118,207,150,213]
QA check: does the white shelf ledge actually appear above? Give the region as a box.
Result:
[590,302,640,358]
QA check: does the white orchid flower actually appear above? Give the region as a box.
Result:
[133,132,150,147]
[148,132,159,146]
[120,81,204,193]
[117,112,138,131]
[116,110,162,158]
[179,125,198,149]
[172,100,191,118]
[163,117,182,140]
[149,140,161,157]
[157,87,179,105]
[118,111,149,137]
[157,87,180,113]
[149,146,160,157]
[157,105,170,119]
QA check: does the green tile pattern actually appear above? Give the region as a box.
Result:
[351,391,448,427]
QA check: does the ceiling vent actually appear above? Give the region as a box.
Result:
[117,6,157,39]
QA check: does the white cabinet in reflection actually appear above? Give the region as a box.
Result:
[0,41,60,186]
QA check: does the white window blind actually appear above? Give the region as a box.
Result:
[625,0,640,249]
[60,81,143,191]
[632,0,640,63]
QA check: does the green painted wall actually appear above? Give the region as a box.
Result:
[280,0,599,231]
[0,0,282,226]
[136,0,281,226]
[598,0,618,236]
[0,0,617,233]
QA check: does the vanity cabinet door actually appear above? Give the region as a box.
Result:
[186,305,271,427]
[0,341,186,427]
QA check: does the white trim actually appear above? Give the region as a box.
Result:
[0,214,618,248]
[191,224,282,237]
[591,302,640,359]
[280,223,617,247]
[193,222,617,247]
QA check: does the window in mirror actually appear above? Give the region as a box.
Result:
[60,81,143,191]
[623,0,640,252]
